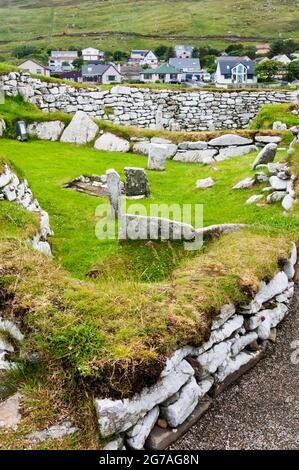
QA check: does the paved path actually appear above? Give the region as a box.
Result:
[172,286,299,450]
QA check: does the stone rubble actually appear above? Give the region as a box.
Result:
[93,242,297,449]
[26,420,78,442]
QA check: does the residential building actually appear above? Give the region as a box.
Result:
[215,57,257,87]
[82,48,104,62]
[169,58,201,80]
[56,71,83,83]
[140,63,183,83]
[120,64,142,83]
[256,44,270,56]
[18,59,50,77]
[272,54,291,65]
[129,50,158,67]
[48,51,78,72]
[82,63,122,85]
[175,45,194,59]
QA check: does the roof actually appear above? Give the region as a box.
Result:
[18,58,49,70]
[169,58,201,69]
[217,56,256,74]
[175,45,194,52]
[82,63,119,76]
[51,51,78,57]
[142,63,182,75]
[131,50,149,55]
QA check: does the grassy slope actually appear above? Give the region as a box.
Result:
[0,0,298,56]
[250,103,299,130]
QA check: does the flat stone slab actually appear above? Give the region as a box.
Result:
[210,341,267,397]
[145,397,212,450]
[0,393,22,429]
[208,134,253,147]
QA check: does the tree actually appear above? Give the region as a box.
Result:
[104,50,113,60]
[112,50,129,61]
[254,60,285,82]
[165,46,175,60]
[13,45,43,59]
[154,45,168,59]
[286,60,299,81]
[191,47,200,58]
[270,39,298,57]
[72,58,84,70]
[225,44,244,54]
[201,54,216,70]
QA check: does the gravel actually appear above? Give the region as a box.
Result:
[172,285,299,450]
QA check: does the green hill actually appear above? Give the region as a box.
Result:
[0,0,298,56]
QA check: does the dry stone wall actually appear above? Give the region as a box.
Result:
[96,244,297,450]
[1,72,298,131]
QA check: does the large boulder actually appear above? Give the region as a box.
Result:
[28,121,65,141]
[94,132,130,152]
[208,134,253,147]
[133,141,151,155]
[173,149,217,164]
[251,143,277,170]
[255,135,282,144]
[124,167,150,197]
[60,111,99,145]
[216,145,257,161]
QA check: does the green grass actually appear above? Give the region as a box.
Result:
[0,0,298,57]
[1,138,298,280]
[250,103,299,130]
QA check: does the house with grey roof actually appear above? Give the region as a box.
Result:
[169,58,201,80]
[215,57,257,87]
[175,45,195,59]
[140,63,183,83]
[82,63,122,85]
[129,50,158,67]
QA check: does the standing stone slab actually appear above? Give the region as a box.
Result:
[106,169,121,217]
[94,132,130,152]
[0,119,6,137]
[60,111,99,145]
[124,167,150,197]
[251,143,277,170]
[147,144,168,170]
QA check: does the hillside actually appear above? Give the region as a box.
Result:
[0,0,298,55]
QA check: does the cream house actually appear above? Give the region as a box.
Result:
[18,59,50,77]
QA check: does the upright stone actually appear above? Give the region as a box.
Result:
[124,167,151,198]
[147,144,168,171]
[251,143,277,170]
[106,169,121,217]
[60,111,99,145]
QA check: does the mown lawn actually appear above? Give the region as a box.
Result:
[1,138,298,281]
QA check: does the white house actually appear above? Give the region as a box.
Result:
[175,45,194,59]
[48,51,78,71]
[18,59,50,77]
[272,54,291,65]
[140,63,183,83]
[82,63,122,85]
[215,57,257,87]
[129,50,158,67]
[82,48,104,62]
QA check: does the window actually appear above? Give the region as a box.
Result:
[108,75,116,81]
[36,69,42,74]
[146,74,152,79]
[231,64,247,83]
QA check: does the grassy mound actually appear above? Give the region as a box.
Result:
[250,103,299,130]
